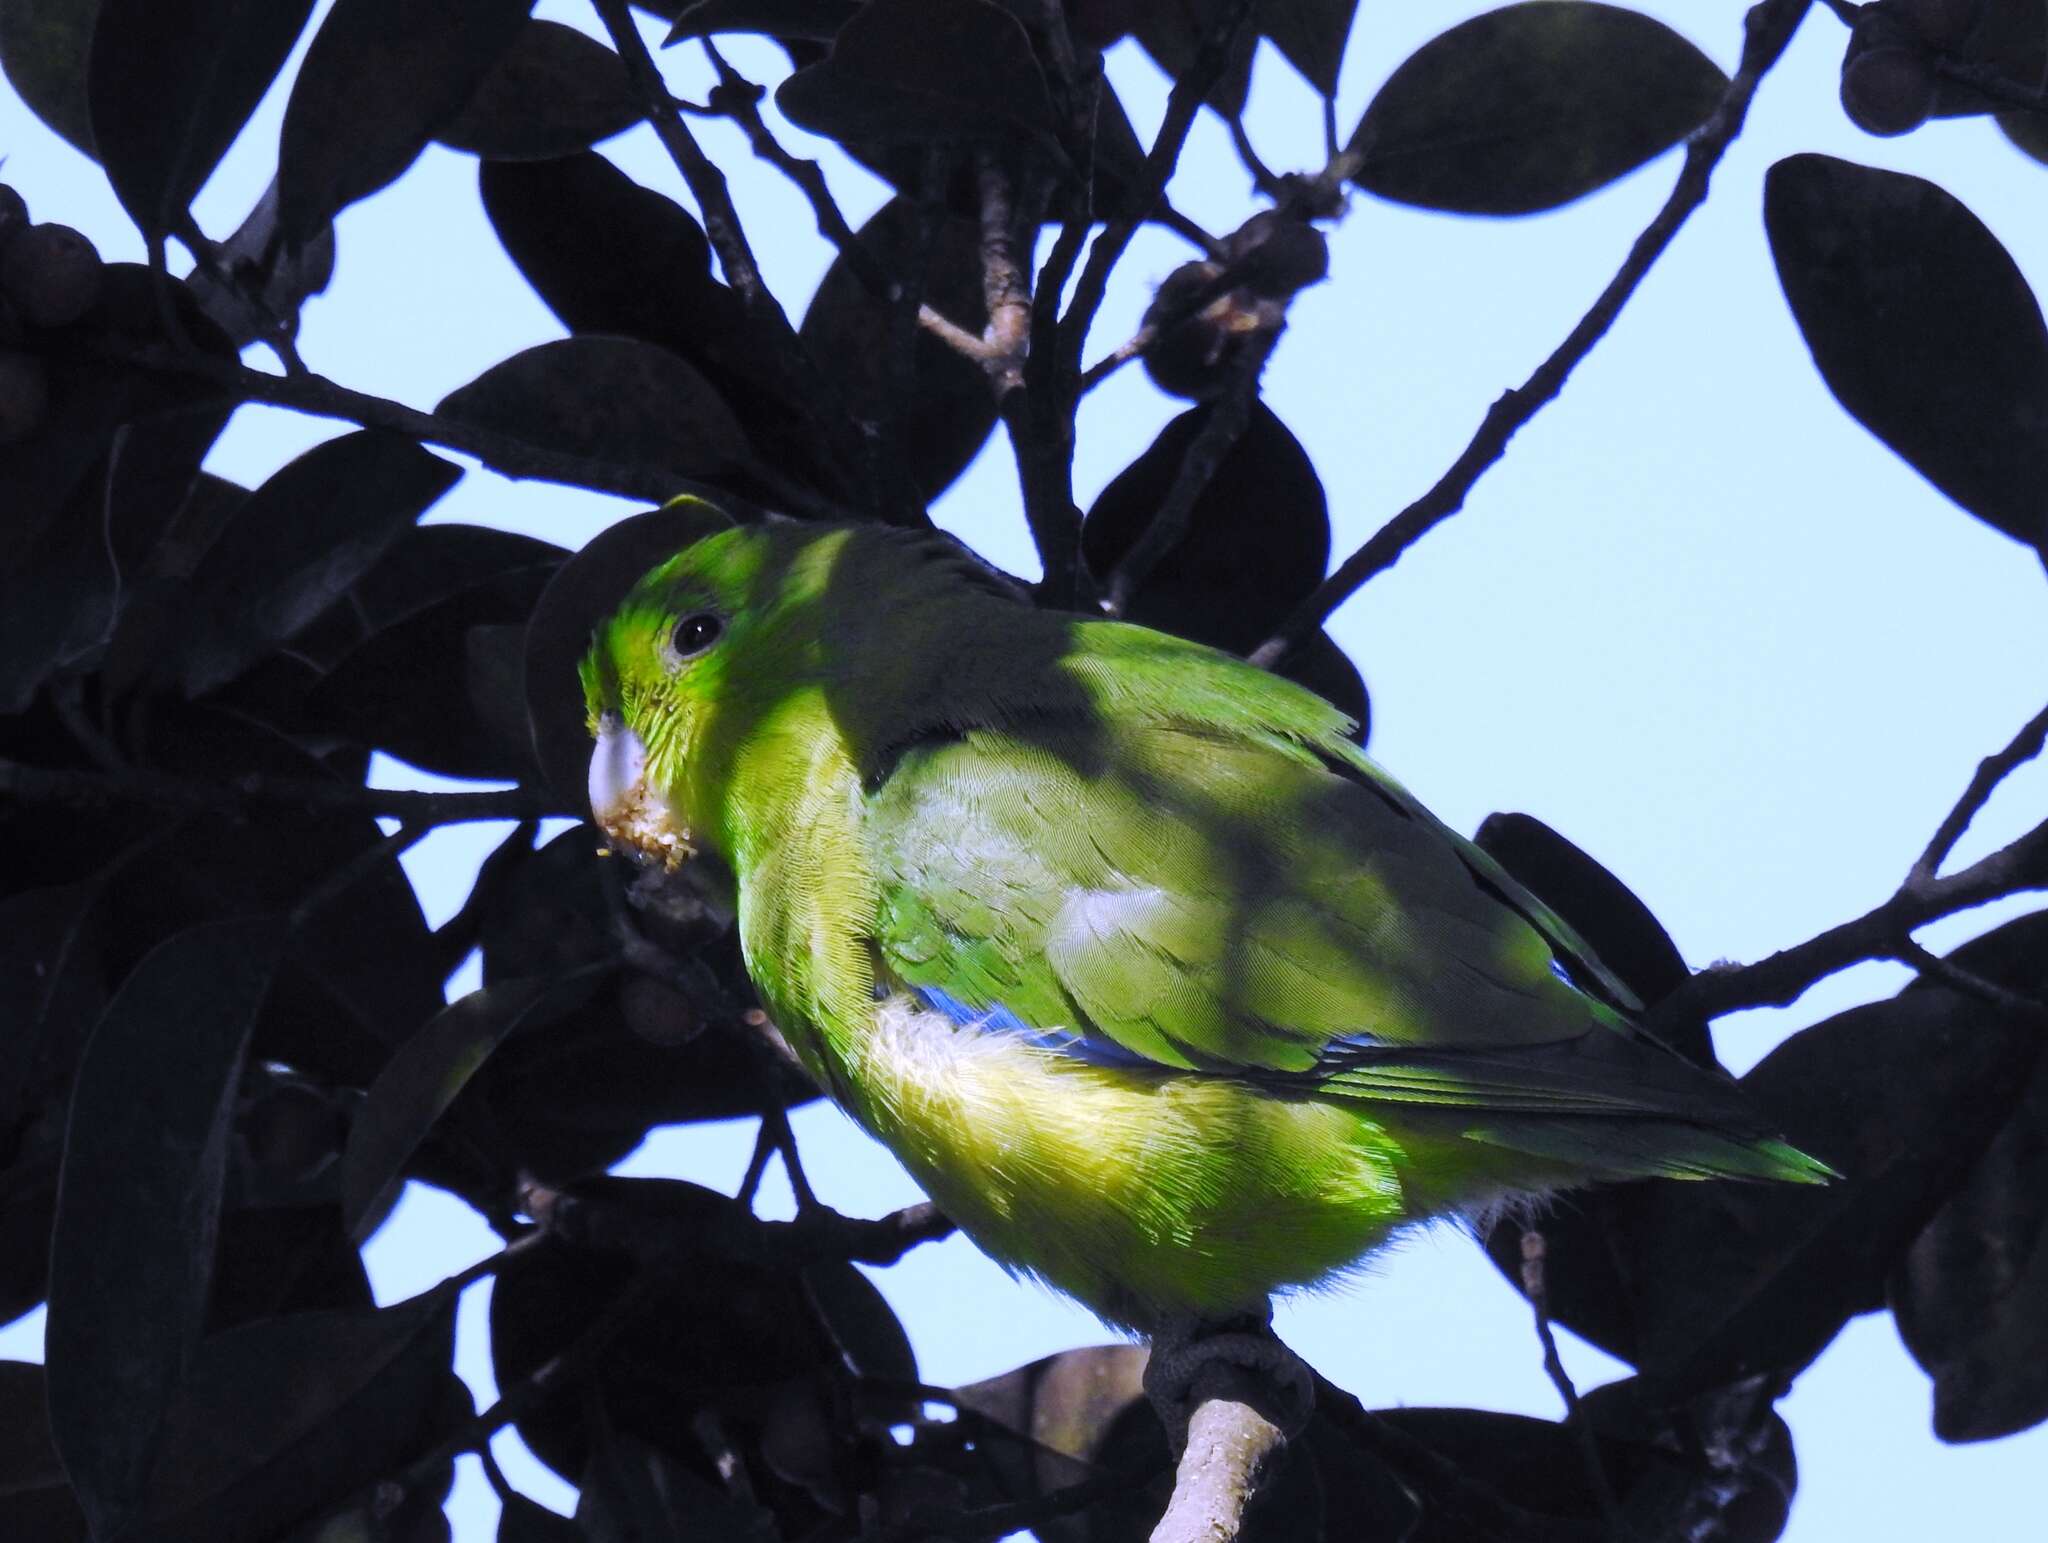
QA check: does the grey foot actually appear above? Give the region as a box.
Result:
[1143,1310,1316,1452]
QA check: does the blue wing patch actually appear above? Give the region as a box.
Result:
[909,984,1155,1069]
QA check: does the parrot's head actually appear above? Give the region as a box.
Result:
[578,510,808,871]
[580,502,1034,871]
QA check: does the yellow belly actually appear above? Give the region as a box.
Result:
[831,997,1431,1328]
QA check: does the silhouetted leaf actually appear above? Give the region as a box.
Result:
[278,0,534,250]
[664,0,858,43]
[309,551,560,781]
[799,198,995,500]
[1375,1397,1791,1541]
[499,1493,583,1543]
[0,1161,58,1331]
[174,431,462,696]
[0,1361,87,1543]
[343,969,607,1238]
[479,154,832,488]
[480,152,716,331]
[0,878,110,1155]
[1474,812,1711,1066]
[1127,0,1257,118]
[87,0,315,244]
[134,1295,457,1543]
[1264,0,1358,97]
[1892,1044,2048,1441]
[523,499,741,809]
[578,1426,777,1543]
[1765,153,2048,560]
[440,335,750,481]
[777,0,1059,148]
[1517,914,2048,1394]
[45,919,285,1537]
[1083,403,1331,654]
[954,1346,1171,1541]
[1349,2,1725,215]
[207,1205,373,1336]
[492,1189,868,1489]
[437,19,638,160]
[0,0,98,153]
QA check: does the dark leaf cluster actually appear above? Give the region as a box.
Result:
[1,0,2046,1540]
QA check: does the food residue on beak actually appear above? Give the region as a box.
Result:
[588,715,695,871]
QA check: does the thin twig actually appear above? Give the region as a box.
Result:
[391,1273,662,1501]
[1521,1229,1624,1539]
[592,0,779,322]
[1894,937,2048,1023]
[1910,698,2048,887]
[112,343,685,502]
[1101,331,1277,614]
[1933,54,2048,114]
[1228,114,1284,198]
[0,756,560,824]
[1651,815,2048,1028]
[1249,0,1815,668]
[1058,0,1258,381]
[700,39,891,298]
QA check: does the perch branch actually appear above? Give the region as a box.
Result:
[1148,1367,1290,1543]
[0,757,559,825]
[1249,0,1815,669]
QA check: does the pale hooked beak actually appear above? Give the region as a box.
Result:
[588,714,694,870]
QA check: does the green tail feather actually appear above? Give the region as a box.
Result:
[1461,1122,1838,1185]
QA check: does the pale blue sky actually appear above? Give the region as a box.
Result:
[5,2,2047,1537]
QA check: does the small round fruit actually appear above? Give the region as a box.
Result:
[1224,210,1329,298]
[0,223,105,328]
[0,350,51,445]
[1841,43,1937,136]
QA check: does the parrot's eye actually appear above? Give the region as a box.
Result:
[667,612,724,662]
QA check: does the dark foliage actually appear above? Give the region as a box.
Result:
[1,0,2046,1540]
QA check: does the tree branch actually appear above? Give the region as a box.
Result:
[1249,0,1815,669]
[1148,1370,1289,1543]
[521,1176,954,1270]
[0,757,561,824]
[592,0,779,323]
[1652,814,2048,1028]
[1910,697,2048,888]
[114,344,689,503]
[1057,0,1258,382]
[698,40,901,305]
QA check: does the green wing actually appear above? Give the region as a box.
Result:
[866,626,1782,1139]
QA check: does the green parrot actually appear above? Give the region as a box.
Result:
[579,503,1827,1332]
